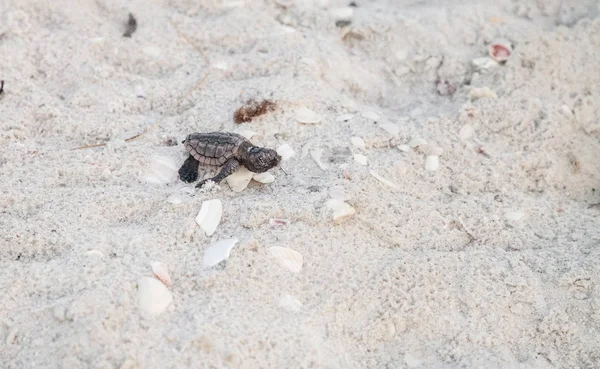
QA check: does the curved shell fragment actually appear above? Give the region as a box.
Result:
[150,261,172,287]
[137,277,173,315]
[350,136,365,149]
[425,155,440,171]
[203,238,239,267]
[354,154,368,166]
[195,199,223,236]
[277,144,295,161]
[269,246,303,273]
[325,199,356,223]
[253,172,275,184]
[295,108,321,124]
[226,167,254,192]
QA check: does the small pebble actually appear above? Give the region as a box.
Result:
[277,144,295,161]
[253,172,275,184]
[354,154,368,166]
[408,137,427,148]
[326,199,356,223]
[137,277,173,315]
[397,144,411,152]
[203,238,239,267]
[295,107,321,124]
[350,136,366,149]
[425,155,440,171]
[226,167,254,192]
[268,246,303,273]
[195,199,223,236]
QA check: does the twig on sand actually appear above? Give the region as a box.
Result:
[71,125,154,151]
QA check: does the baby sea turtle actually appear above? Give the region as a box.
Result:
[178,131,281,188]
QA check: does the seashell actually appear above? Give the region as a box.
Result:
[336,114,355,122]
[253,172,275,184]
[329,186,346,201]
[226,167,254,192]
[397,144,411,152]
[488,40,512,64]
[354,154,368,166]
[362,111,380,121]
[408,137,427,148]
[379,121,400,135]
[295,107,321,124]
[325,199,356,223]
[137,277,173,315]
[234,127,257,140]
[277,144,295,161]
[150,261,172,287]
[505,211,526,221]
[141,156,179,185]
[311,149,328,170]
[269,218,290,226]
[469,87,497,100]
[459,124,474,140]
[560,105,573,119]
[203,238,239,267]
[268,246,303,273]
[195,199,222,236]
[350,136,366,149]
[370,170,401,190]
[425,155,440,171]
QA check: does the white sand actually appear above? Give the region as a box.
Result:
[2,0,600,368]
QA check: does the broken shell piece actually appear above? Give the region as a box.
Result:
[505,211,526,221]
[425,155,440,171]
[150,261,172,287]
[397,144,411,152]
[336,114,355,122]
[195,199,223,236]
[253,172,275,184]
[295,107,321,124]
[142,156,179,185]
[277,144,295,161]
[269,218,290,226]
[408,137,427,148]
[311,149,328,170]
[362,111,380,121]
[488,41,512,64]
[226,167,254,192]
[350,136,366,150]
[459,124,474,140]
[137,277,173,315]
[379,121,400,135]
[469,87,497,100]
[325,199,356,223]
[472,57,499,70]
[354,154,368,166]
[203,238,239,267]
[370,170,401,190]
[268,246,303,273]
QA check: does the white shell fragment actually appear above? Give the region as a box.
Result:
[142,156,179,185]
[166,194,184,205]
[295,107,321,124]
[505,211,526,221]
[311,149,328,170]
[329,186,346,201]
[150,261,172,287]
[425,155,440,171]
[277,144,295,161]
[253,172,275,184]
[226,167,254,192]
[137,277,173,315]
[471,57,499,70]
[459,124,474,140]
[268,246,303,273]
[408,137,428,148]
[397,144,411,152]
[469,87,497,101]
[354,154,368,166]
[195,199,223,236]
[362,111,380,121]
[203,238,239,267]
[370,170,401,190]
[350,136,366,150]
[336,114,355,122]
[379,121,400,135]
[325,199,356,223]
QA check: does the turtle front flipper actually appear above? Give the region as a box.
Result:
[196,158,240,188]
[179,155,200,183]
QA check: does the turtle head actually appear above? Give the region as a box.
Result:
[245,147,281,173]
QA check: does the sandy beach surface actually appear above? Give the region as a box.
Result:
[2,0,600,368]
